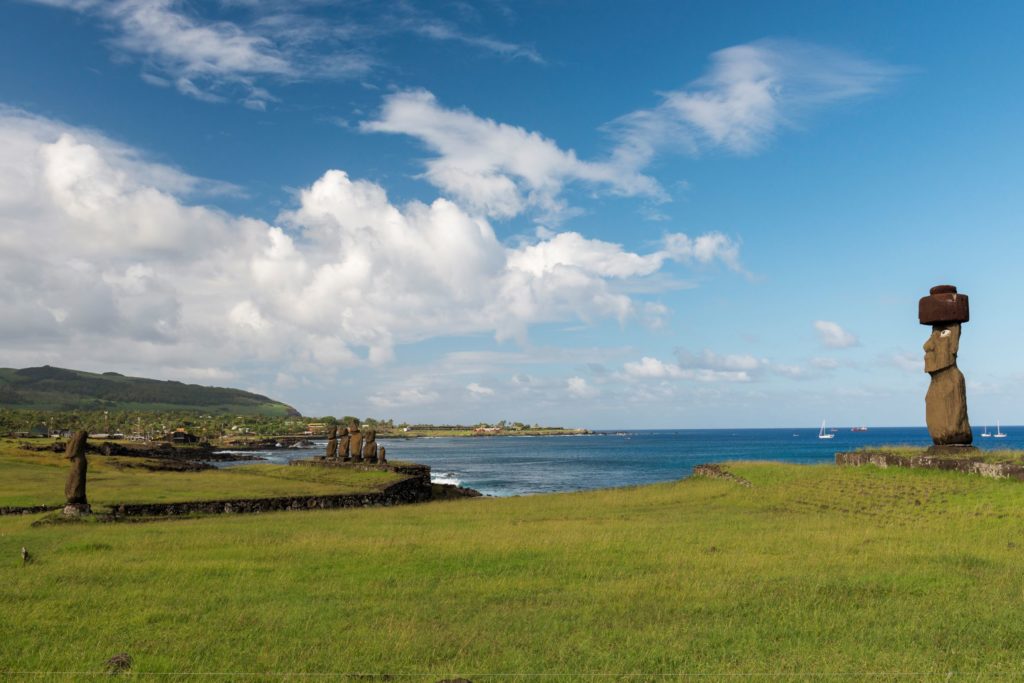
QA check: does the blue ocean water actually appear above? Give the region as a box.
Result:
[215,426,1024,497]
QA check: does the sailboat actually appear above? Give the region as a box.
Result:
[981,426,992,438]
[818,420,835,440]
[994,421,1007,438]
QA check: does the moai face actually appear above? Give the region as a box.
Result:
[923,323,960,374]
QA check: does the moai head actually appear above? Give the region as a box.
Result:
[919,285,969,374]
[923,324,960,374]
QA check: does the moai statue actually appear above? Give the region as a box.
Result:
[63,430,91,516]
[362,428,378,464]
[378,446,386,464]
[920,285,972,447]
[325,425,338,460]
[347,420,363,462]
[337,428,350,462]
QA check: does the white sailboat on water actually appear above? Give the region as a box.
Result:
[981,425,992,438]
[994,421,1007,438]
[818,419,835,440]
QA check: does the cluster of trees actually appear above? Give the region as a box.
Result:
[0,409,556,439]
[0,410,403,439]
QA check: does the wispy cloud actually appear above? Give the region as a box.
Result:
[410,19,542,64]
[362,41,898,222]
[28,0,541,107]
[608,39,902,167]
[362,89,665,221]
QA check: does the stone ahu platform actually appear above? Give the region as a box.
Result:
[836,449,1024,481]
[108,461,434,517]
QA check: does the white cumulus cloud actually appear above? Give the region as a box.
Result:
[566,376,598,398]
[0,107,741,387]
[814,320,859,349]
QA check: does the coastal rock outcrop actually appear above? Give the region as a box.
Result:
[63,430,91,515]
[920,285,972,447]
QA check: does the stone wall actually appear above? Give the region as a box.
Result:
[108,472,432,517]
[690,463,752,487]
[0,504,61,516]
[836,450,1024,481]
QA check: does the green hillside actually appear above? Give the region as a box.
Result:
[0,366,299,416]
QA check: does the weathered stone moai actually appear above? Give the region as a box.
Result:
[378,446,386,464]
[325,426,338,459]
[337,427,351,461]
[362,428,378,463]
[919,285,972,447]
[347,420,363,462]
[63,430,91,516]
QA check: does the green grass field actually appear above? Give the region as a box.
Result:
[3,459,1024,680]
[0,440,404,509]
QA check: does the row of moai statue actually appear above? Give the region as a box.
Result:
[324,421,386,464]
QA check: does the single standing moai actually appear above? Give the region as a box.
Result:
[347,420,363,462]
[63,430,91,516]
[337,427,350,461]
[325,425,338,460]
[378,446,386,464]
[362,428,378,464]
[920,285,972,447]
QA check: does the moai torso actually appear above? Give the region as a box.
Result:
[64,430,89,505]
[348,422,363,461]
[362,429,377,463]
[325,426,338,459]
[337,430,350,460]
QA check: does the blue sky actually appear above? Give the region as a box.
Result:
[2,1,1023,428]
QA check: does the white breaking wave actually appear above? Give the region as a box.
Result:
[432,473,462,487]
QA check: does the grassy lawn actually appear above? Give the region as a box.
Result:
[3,461,1024,680]
[0,439,404,509]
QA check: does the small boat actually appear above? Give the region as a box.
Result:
[851,426,868,432]
[994,421,1007,438]
[981,426,992,438]
[818,420,835,440]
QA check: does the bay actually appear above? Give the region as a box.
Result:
[214,426,1024,497]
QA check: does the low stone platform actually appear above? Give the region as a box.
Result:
[290,457,431,482]
[836,450,1024,481]
[108,473,432,517]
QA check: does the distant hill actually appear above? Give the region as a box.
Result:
[0,366,300,416]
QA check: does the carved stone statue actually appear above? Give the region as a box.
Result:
[378,446,386,464]
[920,285,972,447]
[63,430,91,515]
[362,428,378,463]
[325,426,338,459]
[337,429,350,461]
[347,420,363,462]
